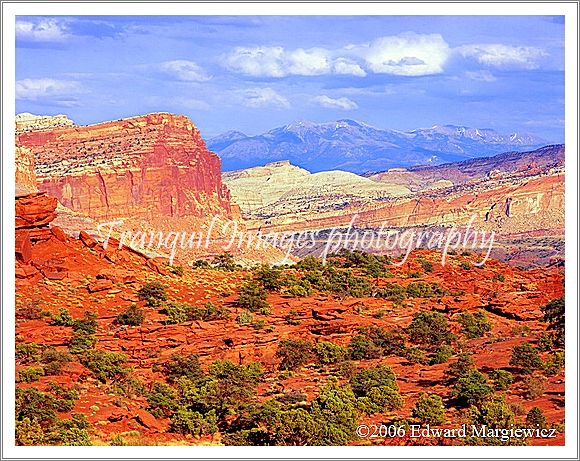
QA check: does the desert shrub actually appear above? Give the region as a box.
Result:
[41,348,72,375]
[320,269,373,298]
[412,393,446,425]
[457,309,493,338]
[203,360,264,415]
[408,271,421,279]
[543,351,564,376]
[147,381,178,418]
[358,326,406,356]
[192,259,211,269]
[276,339,313,371]
[212,252,240,271]
[45,414,91,446]
[522,375,546,399]
[459,261,472,270]
[444,352,476,383]
[489,369,514,391]
[526,407,547,428]
[162,302,195,324]
[278,390,308,405]
[511,324,532,337]
[115,304,145,326]
[193,302,230,321]
[347,335,381,360]
[541,296,564,347]
[236,280,269,313]
[537,332,554,352]
[314,341,347,365]
[16,343,43,363]
[338,361,357,379]
[376,283,407,304]
[50,308,76,327]
[295,256,324,272]
[492,273,506,282]
[510,342,543,374]
[236,310,254,325]
[405,346,428,365]
[430,345,455,365]
[68,330,96,355]
[254,265,284,291]
[169,265,185,276]
[284,280,312,298]
[452,369,492,407]
[80,350,131,383]
[17,299,44,320]
[18,366,45,383]
[137,282,167,307]
[170,409,218,436]
[72,311,98,335]
[351,365,403,413]
[161,353,204,384]
[466,395,519,445]
[406,281,437,298]
[418,258,434,273]
[407,311,454,348]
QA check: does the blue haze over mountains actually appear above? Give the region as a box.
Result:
[207,120,548,174]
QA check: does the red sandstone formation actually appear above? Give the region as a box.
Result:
[16,113,232,220]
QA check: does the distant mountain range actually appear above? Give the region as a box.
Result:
[207,119,548,174]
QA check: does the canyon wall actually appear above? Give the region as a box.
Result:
[16,113,232,220]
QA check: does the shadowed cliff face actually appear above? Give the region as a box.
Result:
[16,113,232,220]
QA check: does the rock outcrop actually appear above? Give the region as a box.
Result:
[16,112,232,220]
[15,145,38,192]
[16,112,76,134]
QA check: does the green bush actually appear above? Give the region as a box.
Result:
[236,310,254,325]
[358,326,406,356]
[295,256,324,272]
[147,381,178,418]
[192,259,211,269]
[115,304,145,326]
[452,369,492,407]
[489,369,514,391]
[510,342,543,374]
[80,350,131,383]
[444,352,475,383]
[211,252,240,271]
[320,269,373,298]
[541,297,564,347]
[314,341,347,365]
[537,332,554,352]
[254,265,284,291]
[526,407,547,428]
[170,409,218,436]
[236,280,269,313]
[430,345,455,365]
[347,335,382,360]
[351,365,403,413]
[50,308,76,327]
[169,265,185,276]
[41,348,72,375]
[16,343,43,363]
[407,311,454,348]
[68,330,96,355]
[137,282,167,307]
[376,283,407,304]
[457,309,493,338]
[18,366,45,383]
[161,353,205,383]
[459,261,472,270]
[412,393,446,425]
[418,258,434,273]
[466,395,519,445]
[276,339,313,371]
[543,351,564,376]
[405,346,428,365]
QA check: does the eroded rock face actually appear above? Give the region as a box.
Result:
[15,146,38,192]
[15,192,58,229]
[16,113,232,220]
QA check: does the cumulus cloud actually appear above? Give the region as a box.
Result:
[16,18,69,42]
[242,87,290,108]
[312,95,358,110]
[224,33,450,78]
[159,60,212,82]
[16,78,82,100]
[457,44,548,69]
[360,33,450,76]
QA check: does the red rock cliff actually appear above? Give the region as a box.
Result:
[16,113,232,220]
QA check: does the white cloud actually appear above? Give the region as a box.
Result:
[16,78,82,100]
[312,95,358,110]
[159,60,212,82]
[242,87,290,108]
[224,33,449,78]
[16,18,69,42]
[464,70,497,82]
[360,33,450,76]
[457,44,548,69]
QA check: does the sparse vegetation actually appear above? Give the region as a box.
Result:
[510,343,543,374]
[115,304,145,326]
[457,309,493,338]
[412,393,446,425]
[407,311,454,348]
[276,339,313,371]
[137,282,167,307]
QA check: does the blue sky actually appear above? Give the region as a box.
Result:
[16,15,564,140]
